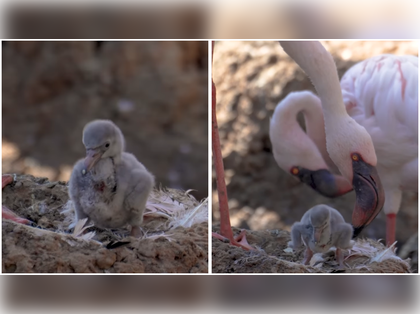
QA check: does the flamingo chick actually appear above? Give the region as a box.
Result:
[279,41,385,237]
[288,204,353,267]
[69,120,154,237]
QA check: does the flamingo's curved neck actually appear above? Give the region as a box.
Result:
[280,93,329,166]
[302,102,328,163]
[280,41,347,119]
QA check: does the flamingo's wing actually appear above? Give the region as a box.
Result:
[341,54,418,169]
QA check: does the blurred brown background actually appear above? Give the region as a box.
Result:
[4,6,205,39]
[2,275,416,311]
[2,2,418,39]
[2,41,208,200]
[212,41,417,249]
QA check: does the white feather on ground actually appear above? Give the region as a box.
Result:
[300,238,411,270]
[143,188,208,229]
[60,187,208,242]
[72,218,96,240]
[4,218,102,248]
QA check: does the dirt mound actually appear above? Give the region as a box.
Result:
[212,225,411,273]
[2,175,208,273]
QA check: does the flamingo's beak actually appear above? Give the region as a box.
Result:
[294,167,353,198]
[351,156,385,237]
[84,148,103,172]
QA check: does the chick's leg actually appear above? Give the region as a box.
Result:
[289,223,312,265]
[130,226,143,238]
[289,222,304,249]
[335,248,344,268]
[334,223,353,268]
[126,169,154,238]
[303,248,314,265]
[386,214,396,247]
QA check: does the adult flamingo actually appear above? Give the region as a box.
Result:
[278,41,385,238]
[270,50,417,246]
[341,54,418,246]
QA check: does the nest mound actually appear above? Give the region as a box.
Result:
[212,225,411,273]
[2,174,208,273]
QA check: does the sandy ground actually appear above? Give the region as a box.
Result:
[2,175,207,273]
[212,225,412,273]
[212,41,418,273]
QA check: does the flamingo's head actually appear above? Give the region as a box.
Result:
[289,166,352,198]
[270,115,352,198]
[82,120,125,172]
[269,92,353,198]
[325,118,385,237]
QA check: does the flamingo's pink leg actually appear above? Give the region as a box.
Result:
[211,42,253,251]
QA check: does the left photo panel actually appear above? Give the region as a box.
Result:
[2,41,209,273]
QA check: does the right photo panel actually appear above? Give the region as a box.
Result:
[212,41,418,273]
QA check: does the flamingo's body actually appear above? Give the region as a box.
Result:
[341,54,418,245]
[271,49,417,246]
[279,41,385,237]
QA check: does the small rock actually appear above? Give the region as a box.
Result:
[95,248,117,269]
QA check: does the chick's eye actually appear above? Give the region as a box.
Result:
[105,143,110,148]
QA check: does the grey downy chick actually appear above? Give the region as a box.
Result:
[288,204,353,267]
[69,120,154,237]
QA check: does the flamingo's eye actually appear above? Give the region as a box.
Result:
[351,153,359,161]
[291,167,299,175]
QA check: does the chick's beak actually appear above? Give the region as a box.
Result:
[351,157,385,237]
[84,148,103,172]
[313,227,322,243]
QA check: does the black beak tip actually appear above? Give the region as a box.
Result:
[352,226,364,238]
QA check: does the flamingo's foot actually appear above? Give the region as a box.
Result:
[234,230,254,250]
[2,174,13,188]
[2,174,34,226]
[2,206,34,225]
[212,230,254,251]
[212,232,230,243]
